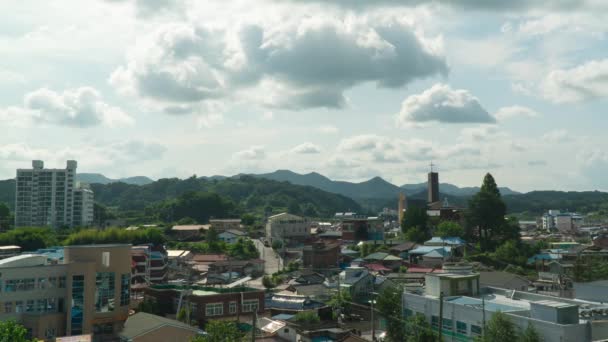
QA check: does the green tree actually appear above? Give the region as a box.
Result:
[477,312,517,342]
[401,206,428,232]
[494,240,526,266]
[0,203,11,230]
[137,299,161,315]
[328,289,352,316]
[177,217,196,225]
[0,320,31,342]
[262,275,276,289]
[0,227,58,251]
[177,305,190,324]
[520,323,542,342]
[206,227,219,243]
[191,320,244,342]
[467,173,507,252]
[376,286,406,342]
[271,240,283,251]
[295,311,321,324]
[405,313,437,342]
[287,200,302,215]
[241,213,256,226]
[404,226,430,244]
[436,221,464,238]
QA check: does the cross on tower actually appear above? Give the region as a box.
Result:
[430,161,436,173]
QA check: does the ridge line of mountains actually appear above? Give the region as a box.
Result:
[77,170,519,199]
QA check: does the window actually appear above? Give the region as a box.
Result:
[442,318,453,331]
[45,328,56,339]
[15,301,24,313]
[5,280,16,292]
[71,275,85,335]
[229,301,237,314]
[457,321,467,335]
[431,316,439,329]
[95,272,115,312]
[26,300,34,312]
[471,325,482,336]
[37,299,47,313]
[102,252,110,267]
[206,303,223,316]
[242,299,259,313]
[38,277,47,289]
[58,276,66,288]
[48,277,57,288]
[4,301,12,313]
[47,298,57,312]
[120,274,130,306]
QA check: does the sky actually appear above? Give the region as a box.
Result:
[1,0,608,192]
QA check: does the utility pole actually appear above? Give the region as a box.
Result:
[438,292,444,342]
[251,310,257,342]
[370,295,376,342]
[482,296,486,340]
[336,273,342,327]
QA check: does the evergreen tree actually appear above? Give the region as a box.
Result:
[191,320,244,342]
[477,312,517,342]
[401,206,430,243]
[467,173,507,251]
[376,286,406,342]
[520,323,542,342]
[405,314,437,342]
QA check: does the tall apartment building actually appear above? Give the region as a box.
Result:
[15,160,94,228]
[0,244,132,341]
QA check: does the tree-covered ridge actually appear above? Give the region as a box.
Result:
[90,175,361,219]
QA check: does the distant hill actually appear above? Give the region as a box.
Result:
[77,173,154,185]
[400,182,520,197]
[248,169,519,199]
[250,170,403,199]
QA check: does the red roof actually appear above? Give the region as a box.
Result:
[364,263,391,272]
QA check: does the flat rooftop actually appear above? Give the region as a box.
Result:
[446,296,528,313]
[150,284,261,295]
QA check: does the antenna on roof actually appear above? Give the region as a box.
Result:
[430,161,436,173]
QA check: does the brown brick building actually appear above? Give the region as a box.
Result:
[303,242,339,269]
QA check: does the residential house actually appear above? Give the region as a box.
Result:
[119,312,204,342]
[362,252,402,271]
[218,229,248,244]
[389,242,417,259]
[207,259,265,278]
[171,225,209,241]
[266,293,330,318]
[209,219,241,232]
[167,250,193,267]
[479,271,532,291]
[339,267,375,302]
[302,242,340,269]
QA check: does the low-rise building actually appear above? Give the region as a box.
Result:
[336,213,384,242]
[339,267,374,302]
[131,245,168,286]
[302,242,340,269]
[119,312,204,342]
[218,229,248,244]
[166,250,193,267]
[266,213,310,243]
[0,245,21,259]
[209,219,242,232]
[207,259,265,277]
[0,244,132,341]
[403,272,608,341]
[171,225,209,241]
[143,285,265,326]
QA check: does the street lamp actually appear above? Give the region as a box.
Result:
[369,292,378,341]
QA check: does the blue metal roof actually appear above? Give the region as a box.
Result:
[272,313,295,321]
[409,246,452,255]
[426,237,466,245]
[527,253,562,264]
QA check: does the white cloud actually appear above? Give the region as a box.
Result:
[494,105,539,121]
[290,142,322,154]
[262,111,274,120]
[542,129,571,143]
[318,125,339,134]
[541,59,608,103]
[233,145,266,160]
[110,16,447,110]
[0,87,133,128]
[396,83,495,126]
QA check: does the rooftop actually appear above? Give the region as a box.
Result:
[446,296,527,313]
[150,284,261,295]
[120,312,202,340]
[171,225,209,231]
[0,245,21,250]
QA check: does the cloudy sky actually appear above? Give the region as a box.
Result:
[1,0,607,191]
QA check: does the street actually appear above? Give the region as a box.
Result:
[253,239,281,275]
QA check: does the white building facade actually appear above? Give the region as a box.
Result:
[266,213,310,242]
[15,160,94,228]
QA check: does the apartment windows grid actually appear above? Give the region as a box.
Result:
[120,274,130,306]
[26,300,34,312]
[205,303,223,316]
[242,299,258,313]
[5,301,12,313]
[71,275,85,335]
[15,301,24,313]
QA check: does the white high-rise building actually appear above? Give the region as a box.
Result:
[15,160,93,228]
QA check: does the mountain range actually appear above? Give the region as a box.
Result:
[241,169,519,199]
[76,173,154,186]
